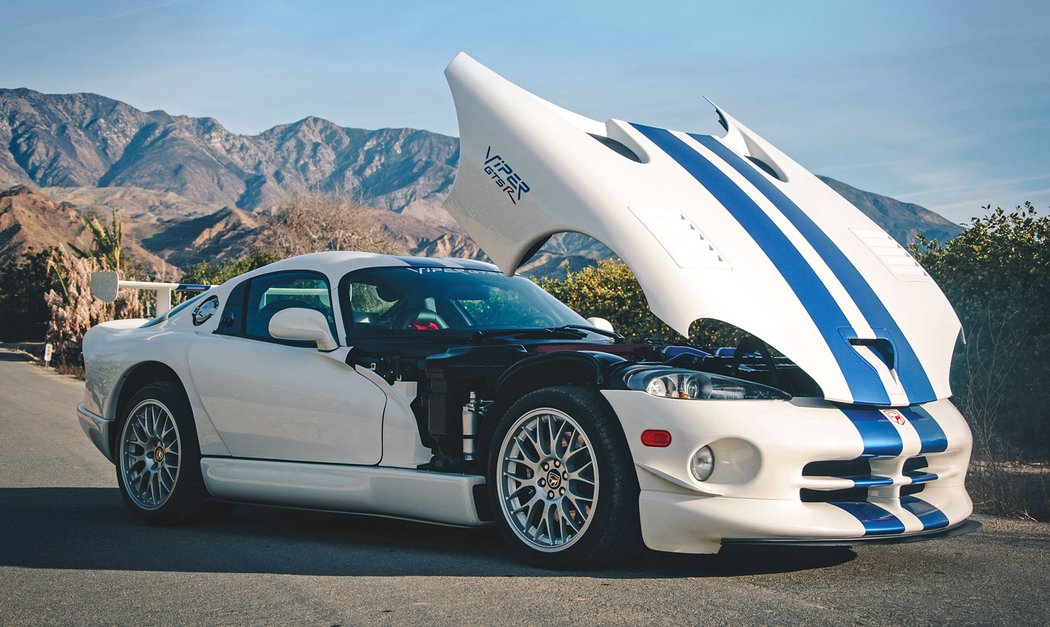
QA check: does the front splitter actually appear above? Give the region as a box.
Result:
[720,519,982,549]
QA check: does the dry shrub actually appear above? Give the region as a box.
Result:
[253,193,407,258]
[968,461,1050,521]
[44,250,143,375]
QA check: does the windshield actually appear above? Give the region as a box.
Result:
[341,266,589,335]
[140,292,207,328]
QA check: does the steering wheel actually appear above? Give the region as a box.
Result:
[730,335,779,388]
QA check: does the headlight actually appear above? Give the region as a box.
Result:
[626,369,790,400]
[690,445,715,481]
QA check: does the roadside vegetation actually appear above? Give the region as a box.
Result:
[0,195,1045,519]
[536,260,745,349]
[912,203,1050,520]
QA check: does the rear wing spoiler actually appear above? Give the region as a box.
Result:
[90,272,211,315]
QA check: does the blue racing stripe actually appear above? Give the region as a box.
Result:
[899,406,949,453]
[448,258,499,271]
[690,133,937,404]
[632,123,888,405]
[832,502,906,535]
[840,407,903,457]
[395,256,447,267]
[397,256,497,271]
[901,495,950,530]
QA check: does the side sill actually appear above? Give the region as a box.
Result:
[200,457,487,527]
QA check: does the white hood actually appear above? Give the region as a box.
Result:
[442,52,960,407]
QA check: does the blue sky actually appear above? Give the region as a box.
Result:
[2,0,1048,223]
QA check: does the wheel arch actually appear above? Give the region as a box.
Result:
[109,361,192,454]
[494,350,626,399]
[479,351,628,464]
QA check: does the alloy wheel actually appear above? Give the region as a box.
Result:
[497,407,599,552]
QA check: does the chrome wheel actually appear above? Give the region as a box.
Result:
[119,399,181,511]
[497,407,599,552]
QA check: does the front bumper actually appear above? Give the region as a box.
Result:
[76,402,114,462]
[635,485,974,553]
[601,391,974,554]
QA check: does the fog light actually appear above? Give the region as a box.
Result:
[690,446,715,482]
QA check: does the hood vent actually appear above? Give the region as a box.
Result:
[629,206,731,270]
[852,228,930,281]
[588,133,642,162]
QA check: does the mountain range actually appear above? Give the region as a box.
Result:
[0,88,965,276]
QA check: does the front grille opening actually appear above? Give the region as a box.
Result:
[903,456,929,473]
[901,483,926,496]
[801,487,869,503]
[803,459,870,477]
[802,455,933,503]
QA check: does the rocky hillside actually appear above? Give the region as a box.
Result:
[0,88,964,276]
[0,185,175,273]
[0,89,458,222]
[819,176,963,243]
[0,185,87,262]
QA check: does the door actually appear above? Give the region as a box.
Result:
[187,270,386,465]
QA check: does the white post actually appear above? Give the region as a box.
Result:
[155,286,173,315]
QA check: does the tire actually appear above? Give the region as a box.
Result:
[488,386,640,569]
[115,380,233,525]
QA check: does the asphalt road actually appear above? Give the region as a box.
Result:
[0,348,1047,626]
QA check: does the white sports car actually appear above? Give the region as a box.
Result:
[76,53,977,569]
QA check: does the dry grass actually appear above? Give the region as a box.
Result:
[968,461,1050,521]
[44,249,143,372]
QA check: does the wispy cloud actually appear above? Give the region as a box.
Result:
[22,0,182,32]
[897,174,1050,200]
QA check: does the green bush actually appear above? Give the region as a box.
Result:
[913,203,1050,460]
[537,259,744,349]
[0,248,63,342]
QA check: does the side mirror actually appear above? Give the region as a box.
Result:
[268,308,338,351]
[586,317,615,334]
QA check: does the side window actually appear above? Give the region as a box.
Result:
[244,271,336,344]
[215,280,248,336]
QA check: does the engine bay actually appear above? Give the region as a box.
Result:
[346,332,821,474]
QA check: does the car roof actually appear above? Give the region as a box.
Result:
[234,251,501,284]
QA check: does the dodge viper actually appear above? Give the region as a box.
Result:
[76,53,977,568]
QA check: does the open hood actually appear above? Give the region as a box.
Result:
[442,52,960,407]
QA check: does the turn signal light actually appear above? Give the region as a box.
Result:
[641,429,672,447]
